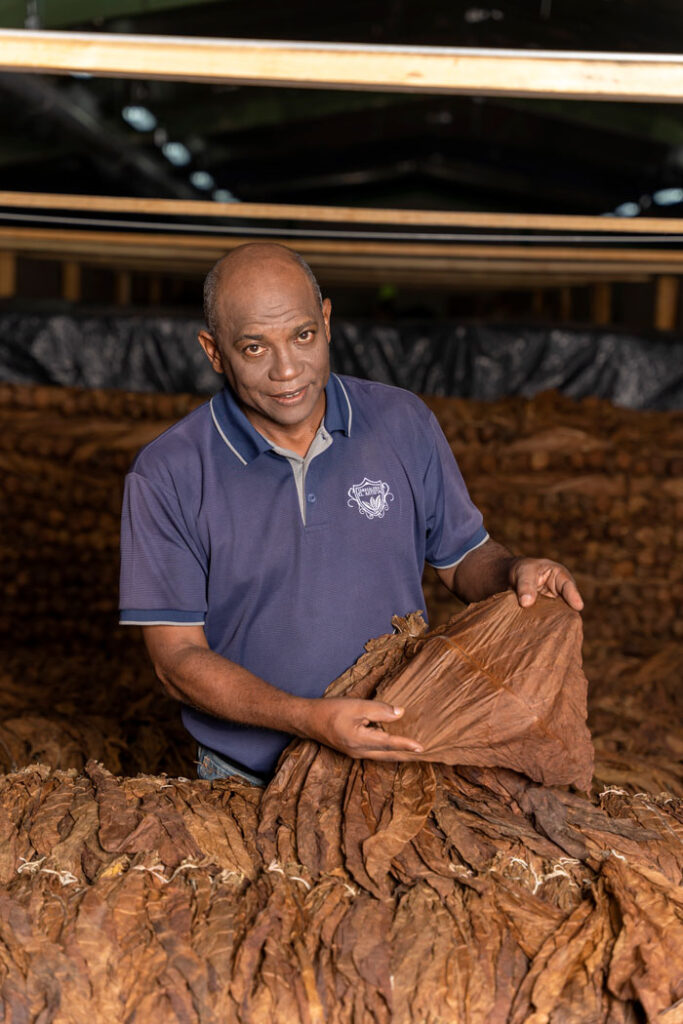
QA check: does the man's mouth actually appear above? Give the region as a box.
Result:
[271,386,307,404]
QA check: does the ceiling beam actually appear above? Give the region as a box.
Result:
[3,190,683,234]
[1,30,683,102]
[3,227,683,277]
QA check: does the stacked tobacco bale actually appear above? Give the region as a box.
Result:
[0,381,680,661]
[425,391,683,661]
[0,601,681,1023]
[0,640,195,778]
[0,382,194,647]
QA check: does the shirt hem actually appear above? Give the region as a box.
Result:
[427,528,489,570]
[119,608,206,626]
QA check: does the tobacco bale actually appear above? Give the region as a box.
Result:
[0,638,195,777]
[1,383,681,657]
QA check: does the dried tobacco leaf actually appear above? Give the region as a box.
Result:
[381,591,594,790]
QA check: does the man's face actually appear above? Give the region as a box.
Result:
[199,257,331,438]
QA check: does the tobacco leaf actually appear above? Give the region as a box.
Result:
[381,592,594,790]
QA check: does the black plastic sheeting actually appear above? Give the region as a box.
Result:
[0,312,681,409]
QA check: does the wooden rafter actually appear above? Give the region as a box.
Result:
[2,227,682,277]
[2,191,683,235]
[1,30,683,102]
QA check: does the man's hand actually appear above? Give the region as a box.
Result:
[508,556,584,611]
[438,537,584,611]
[304,697,423,761]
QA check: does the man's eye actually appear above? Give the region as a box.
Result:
[244,344,262,355]
[299,330,314,341]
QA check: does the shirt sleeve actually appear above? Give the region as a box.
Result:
[119,470,207,625]
[423,412,488,569]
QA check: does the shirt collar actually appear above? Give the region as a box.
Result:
[209,372,352,466]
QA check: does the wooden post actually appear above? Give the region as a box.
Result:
[591,282,612,325]
[654,274,679,331]
[559,286,572,322]
[61,260,81,302]
[148,274,162,305]
[0,251,16,298]
[115,269,132,306]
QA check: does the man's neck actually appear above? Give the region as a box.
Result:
[244,394,326,458]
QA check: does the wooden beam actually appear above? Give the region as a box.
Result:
[17,250,652,289]
[115,269,132,306]
[61,260,81,302]
[559,286,572,321]
[2,228,682,278]
[3,189,683,235]
[1,30,683,102]
[0,251,16,298]
[654,274,679,330]
[2,227,683,265]
[591,282,612,325]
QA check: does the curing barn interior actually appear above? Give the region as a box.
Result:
[0,4,682,1023]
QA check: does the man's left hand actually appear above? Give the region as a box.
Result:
[508,557,584,611]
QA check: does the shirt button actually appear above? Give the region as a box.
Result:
[307,493,316,503]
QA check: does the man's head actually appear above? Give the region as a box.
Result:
[198,243,332,440]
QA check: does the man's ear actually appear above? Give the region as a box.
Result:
[322,297,332,343]
[198,330,225,374]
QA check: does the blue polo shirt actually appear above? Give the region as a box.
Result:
[119,374,487,773]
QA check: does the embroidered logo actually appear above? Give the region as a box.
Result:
[347,477,394,520]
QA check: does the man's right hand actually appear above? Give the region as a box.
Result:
[303,697,423,761]
[142,625,423,763]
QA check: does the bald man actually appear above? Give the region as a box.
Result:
[119,243,583,786]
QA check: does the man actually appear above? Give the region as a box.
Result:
[119,243,583,786]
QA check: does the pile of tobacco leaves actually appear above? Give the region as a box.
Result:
[0,595,681,1023]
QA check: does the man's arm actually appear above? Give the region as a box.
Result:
[143,624,423,761]
[436,537,584,610]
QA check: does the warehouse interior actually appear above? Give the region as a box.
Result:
[0,3,682,1022]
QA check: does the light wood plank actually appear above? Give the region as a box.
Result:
[1,30,683,102]
[591,282,612,325]
[61,260,81,302]
[2,189,683,234]
[3,226,683,264]
[3,229,682,277]
[0,251,16,298]
[654,274,679,330]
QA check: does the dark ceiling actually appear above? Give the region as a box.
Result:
[1,0,683,217]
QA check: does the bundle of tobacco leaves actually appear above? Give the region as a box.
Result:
[380,593,593,789]
[0,600,681,1022]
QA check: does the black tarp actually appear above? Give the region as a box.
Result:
[0,312,681,408]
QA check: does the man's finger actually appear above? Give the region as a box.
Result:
[512,563,540,608]
[556,574,584,611]
[357,724,423,754]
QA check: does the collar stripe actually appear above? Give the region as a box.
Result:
[210,396,247,466]
[333,374,353,435]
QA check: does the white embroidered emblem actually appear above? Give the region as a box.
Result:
[347,477,394,519]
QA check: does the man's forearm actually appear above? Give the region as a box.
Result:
[143,626,424,761]
[150,639,313,737]
[437,537,583,611]
[440,538,518,603]
[455,539,519,602]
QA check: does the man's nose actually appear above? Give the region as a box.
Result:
[269,345,301,380]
